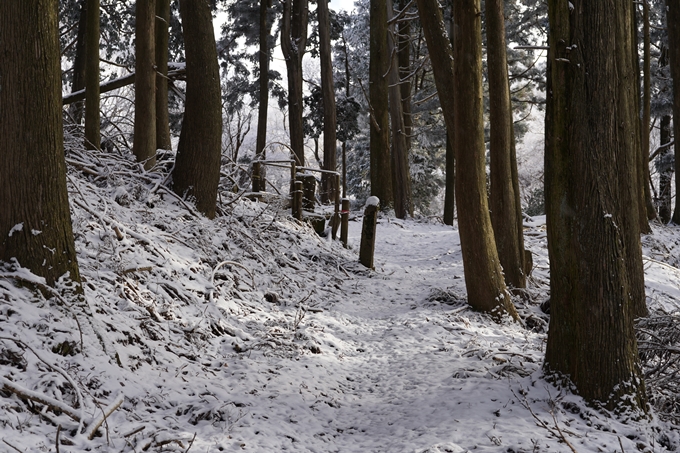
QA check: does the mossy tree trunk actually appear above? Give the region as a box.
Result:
[172,0,223,219]
[0,0,82,287]
[416,0,518,321]
[544,0,647,410]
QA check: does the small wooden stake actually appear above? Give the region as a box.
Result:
[293,180,303,220]
[340,198,350,248]
[359,198,379,268]
[252,161,261,192]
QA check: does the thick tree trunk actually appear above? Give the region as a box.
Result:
[387,0,412,218]
[281,0,308,167]
[668,0,680,225]
[68,0,88,124]
[318,0,338,204]
[486,0,526,290]
[0,0,82,286]
[369,0,393,208]
[416,0,518,321]
[658,115,673,223]
[84,0,101,150]
[544,0,647,410]
[134,0,157,169]
[172,0,223,219]
[253,0,272,191]
[155,0,172,151]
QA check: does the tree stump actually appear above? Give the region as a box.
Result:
[359,197,379,268]
[340,198,350,248]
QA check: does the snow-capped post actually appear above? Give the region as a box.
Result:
[359,196,380,268]
[293,180,303,220]
[252,161,262,192]
[341,198,350,248]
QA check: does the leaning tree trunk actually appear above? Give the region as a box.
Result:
[369,0,394,208]
[443,5,455,226]
[0,0,82,286]
[281,0,308,167]
[84,0,101,150]
[416,0,518,321]
[155,0,172,151]
[668,0,680,225]
[318,0,338,204]
[387,0,412,218]
[486,0,526,290]
[544,0,647,410]
[134,0,157,169]
[172,0,223,219]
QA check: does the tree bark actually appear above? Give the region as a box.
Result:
[443,5,455,226]
[155,0,172,151]
[281,0,308,167]
[658,115,673,223]
[387,0,412,218]
[397,0,412,150]
[544,0,647,410]
[68,0,88,124]
[253,0,273,190]
[369,0,394,208]
[172,0,223,219]
[486,0,525,290]
[134,0,157,169]
[0,0,82,286]
[84,0,101,150]
[668,0,680,224]
[318,0,338,204]
[416,0,518,321]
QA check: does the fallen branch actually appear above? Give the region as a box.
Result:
[0,377,81,422]
[85,393,125,440]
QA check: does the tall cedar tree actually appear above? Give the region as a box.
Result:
[134,0,157,169]
[156,0,172,151]
[0,0,82,286]
[443,5,455,226]
[669,0,680,224]
[84,0,101,150]
[172,0,223,219]
[544,0,648,409]
[281,0,309,166]
[318,0,338,203]
[369,0,393,207]
[253,0,273,190]
[415,0,518,321]
[486,0,526,289]
[387,0,412,218]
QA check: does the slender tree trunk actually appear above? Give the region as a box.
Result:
[397,0,412,150]
[641,0,656,221]
[544,0,647,410]
[318,0,338,204]
[172,0,223,219]
[134,0,157,169]
[416,0,518,321]
[369,0,393,207]
[254,0,272,190]
[68,0,88,124]
[84,0,101,150]
[387,0,412,218]
[658,115,673,223]
[0,0,82,286]
[486,0,525,289]
[668,0,680,225]
[155,0,172,151]
[281,0,308,167]
[443,5,455,226]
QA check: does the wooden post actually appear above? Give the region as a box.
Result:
[359,197,379,268]
[293,180,303,220]
[252,161,261,192]
[340,198,350,248]
[332,173,341,239]
[301,174,316,211]
[290,161,297,195]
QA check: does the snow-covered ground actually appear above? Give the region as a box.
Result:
[1,146,680,452]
